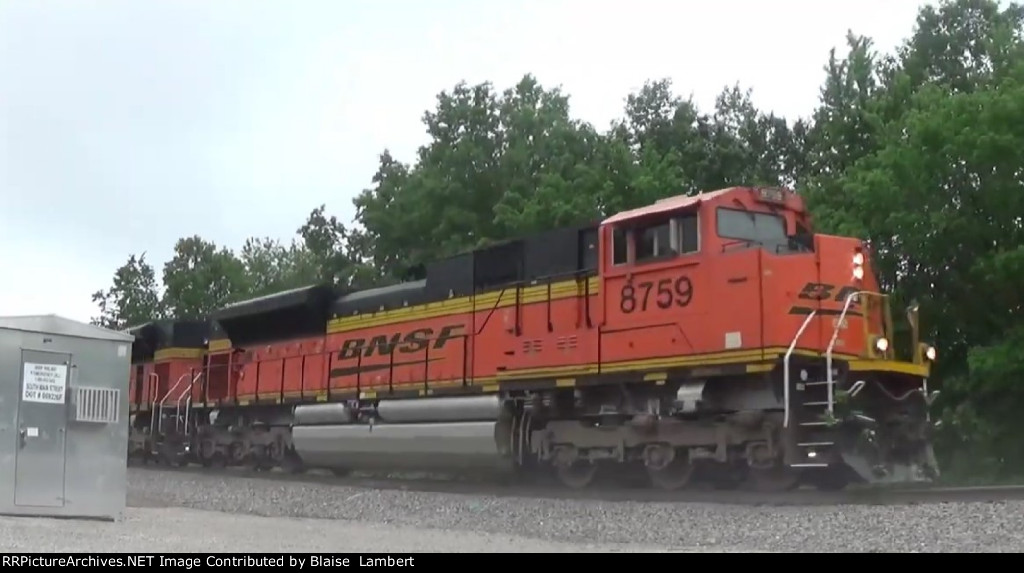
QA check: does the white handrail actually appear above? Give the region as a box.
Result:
[784,310,818,428]
[825,290,872,417]
[157,372,191,434]
[175,371,203,434]
[184,396,193,436]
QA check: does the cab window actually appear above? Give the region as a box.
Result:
[636,220,671,261]
[611,212,699,266]
[612,227,629,265]
[716,208,787,247]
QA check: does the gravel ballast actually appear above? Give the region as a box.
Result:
[0,507,697,553]
[127,468,1024,553]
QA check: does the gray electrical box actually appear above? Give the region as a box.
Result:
[0,314,133,521]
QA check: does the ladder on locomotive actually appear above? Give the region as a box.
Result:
[782,291,868,468]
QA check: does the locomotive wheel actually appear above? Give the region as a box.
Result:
[555,462,598,489]
[746,464,801,492]
[647,456,696,491]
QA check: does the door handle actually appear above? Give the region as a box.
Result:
[18,428,26,449]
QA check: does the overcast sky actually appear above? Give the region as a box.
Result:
[0,0,934,323]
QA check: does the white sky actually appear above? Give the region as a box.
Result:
[0,0,935,323]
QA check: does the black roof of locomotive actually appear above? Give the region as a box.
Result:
[205,220,601,344]
[213,284,337,322]
[211,284,338,347]
[126,318,210,362]
[330,221,600,318]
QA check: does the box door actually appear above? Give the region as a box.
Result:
[14,350,70,508]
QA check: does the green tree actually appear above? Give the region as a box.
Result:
[238,236,319,297]
[603,79,804,214]
[800,0,1024,480]
[296,205,366,288]
[353,75,611,280]
[90,253,163,329]
[350,74,798,281]
[161,236,248,319]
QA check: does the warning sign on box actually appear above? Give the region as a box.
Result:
[22,362,67,404]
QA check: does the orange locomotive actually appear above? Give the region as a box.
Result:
[127,186,939,491]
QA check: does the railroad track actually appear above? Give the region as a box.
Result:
[129,462,1024,507]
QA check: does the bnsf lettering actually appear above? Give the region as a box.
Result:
[337,325,464,360]
[797,282,861,306]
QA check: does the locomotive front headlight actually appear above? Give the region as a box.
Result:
[875,337,889,353]
[852,251,865,281]
[925,345,937,361]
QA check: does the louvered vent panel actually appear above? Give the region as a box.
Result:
[75,387,120,424]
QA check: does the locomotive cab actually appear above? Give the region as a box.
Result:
[598,186,939,488]
[602,185,933,365]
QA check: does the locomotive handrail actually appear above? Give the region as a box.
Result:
[484,267,595,294]
[146,372,160,435]
[472,286,506,335]
[783,309,818,428]
[156,372,192,434]
[825,290,875,416]
[175,370,204,435]
[173,370,200,408]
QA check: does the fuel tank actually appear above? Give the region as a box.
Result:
[293,402,355,425]
[292,421,512,472]
[377,395,501,423]
[290,395,513,472]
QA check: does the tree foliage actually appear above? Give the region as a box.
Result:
[90,0,1024,482]
[90,253,162,330]
[790,0,1024,481]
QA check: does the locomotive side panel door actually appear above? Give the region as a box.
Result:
[495,227,600,378]
[599,208,709,369]
[711,207,769,358]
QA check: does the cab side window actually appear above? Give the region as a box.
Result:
[632,212,701,264]
[674,213,699,254]
[610,211,701,267]
[636,220,672,262]
[612,227,628,265]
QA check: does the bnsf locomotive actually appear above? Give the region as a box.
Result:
[126,186,939,492]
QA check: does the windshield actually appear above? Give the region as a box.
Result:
[716,207,788,246]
